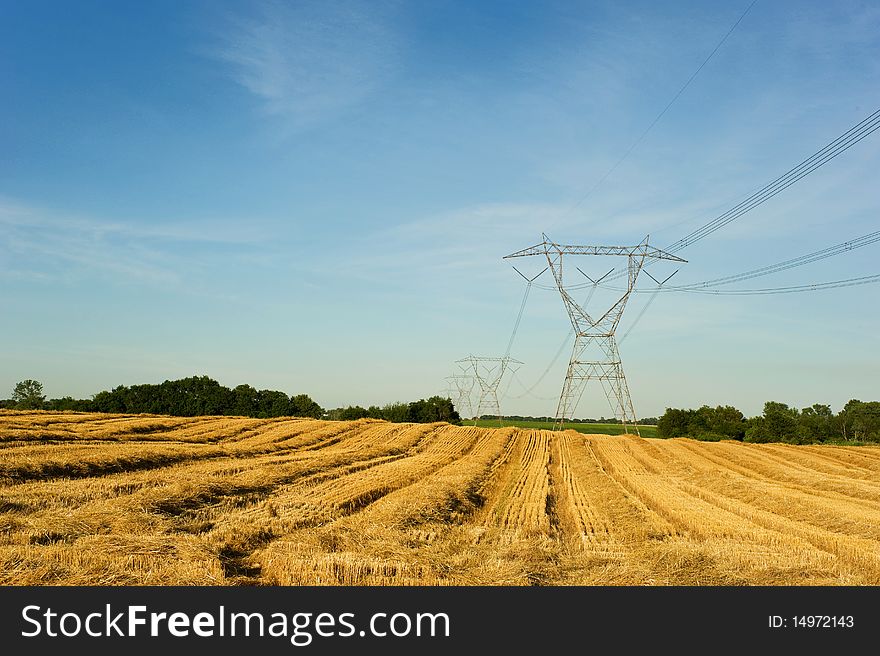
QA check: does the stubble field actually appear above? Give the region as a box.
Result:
[2,410,880,586]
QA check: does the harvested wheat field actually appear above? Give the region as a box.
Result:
[2,410,880,586]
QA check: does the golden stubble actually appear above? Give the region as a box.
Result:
[1,410,879,586]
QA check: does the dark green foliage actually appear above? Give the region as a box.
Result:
[798,403,835,443]
[339,405,369,421]
[839,400,880,442]
[231,384,261,417]
[657,399,879,444]
[657,405,746,441]
[91,387,127,413]
[657,408,694,438]
[256,390,291,418]
[327,397,461,425]
[289,393,324,419]
[67,376,324,420]
[381,402,410,423]
[11,379,46,410]
[746,402,802,443]
[90,377,234,416]
[701,405,747,440]
[44,396,92,411]
[9,377,877,443]
[407,396,460,424]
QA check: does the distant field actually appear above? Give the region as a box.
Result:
[2,410,880,586]
[469,418,658,438]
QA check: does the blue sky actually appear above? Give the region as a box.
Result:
[2,0,878,418]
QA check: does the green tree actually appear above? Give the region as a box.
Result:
[289,393,324,418]
[381,402,410,423]
[798,403,834,442]
[746,401,800,443]
[657,408,693,438]
[231,384,260,416]
[340,405,369,420]
[44,396,91,412]
[255,389,290,417]
[407,396,461,424]
[839,400,880,442]
[690,405,746,440]
[12,379,45,410]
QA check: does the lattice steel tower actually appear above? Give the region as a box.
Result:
[445,372,476,420]
[456,355,522,422]
[505,234,685,434]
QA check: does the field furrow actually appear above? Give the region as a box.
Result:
[550,435,611,545]
[3,411,880,586]
[256,428,514,585]
[678,440,880,503]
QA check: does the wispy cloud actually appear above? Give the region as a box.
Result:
[207,0,400,132]
[339,202,575,286]
[0,197,268,285]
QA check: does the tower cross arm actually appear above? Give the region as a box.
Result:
[455,356,524,364]
[503,242,554,258]
[504,242,686,262]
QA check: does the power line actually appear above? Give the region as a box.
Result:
[494,9,880,409]
[505,281,602,399]
[664,107,880,254]
[619,284,663,344]
[528,226,880,344]
[504,281,531,357]
[552,0,758,220]
[504,267,546,357]
[507,370,559,401]
[673,229,880,289]
[535,225,880,294]
[608,228,880,293]
[662,272,880,295]
[530,105,880,297]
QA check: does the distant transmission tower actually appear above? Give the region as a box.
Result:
[445,372,475,420]
[505,234,685,434]
[440,380,458,404]
[456,355,522,423]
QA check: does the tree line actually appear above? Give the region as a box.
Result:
[2,377,460,425]
[6,378,876,440]
[325,397,460,425]
[1,377,324,419]
[657,400,880,444]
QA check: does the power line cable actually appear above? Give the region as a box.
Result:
[663,272,880,295]
[589,228,880,294]
[534,224,880,293]
[619,284,663,344]
[529,105,880,295]
[672,229,880,289]
[504,281,532,357]
[528,227,880,341]
[499,3,760,400]
[556,0,759,218]
[506,284,598,399]
[665,107,880,254]
[508,370,559,401]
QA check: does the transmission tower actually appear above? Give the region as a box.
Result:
[504,234,685,434]
[456,355,522,423]
[445,372,476,420]
[440,381,458,404]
